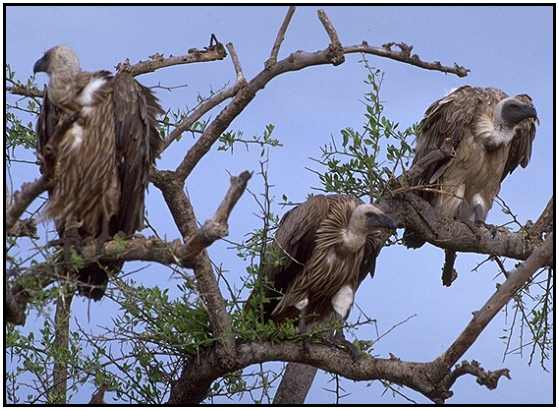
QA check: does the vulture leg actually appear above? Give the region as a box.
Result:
[329,315,361,361]
[294,297,309,334]
[95,218,112,257]
[63,219,82,270]
[328,285,361,361]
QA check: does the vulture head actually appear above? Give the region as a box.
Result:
[33,45,80,76]
[496,96,538,129]
[348,203,397,234]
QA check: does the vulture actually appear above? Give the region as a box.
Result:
[403,86,538,285]
[247,194,395,352]
[33,45,163,300]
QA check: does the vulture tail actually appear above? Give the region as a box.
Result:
[76,261,123,301]
[402,228,426,249]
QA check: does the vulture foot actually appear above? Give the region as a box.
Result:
[327,332,361,361]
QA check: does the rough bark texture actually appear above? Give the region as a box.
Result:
[273,363,318,404]
[50,287,74,404]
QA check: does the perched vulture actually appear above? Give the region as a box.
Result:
[34,45,163,299]
[403,86,538,285]
[247,194,395,348]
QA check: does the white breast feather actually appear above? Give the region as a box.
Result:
[70,124,84,150]
[331,285,354,318]
[77,78,106,106]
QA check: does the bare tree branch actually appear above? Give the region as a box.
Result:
[440,360,510,396]
[265,6,297,69]
[116,36,227,76]
[6,176,48,231]
[182,171,252,262]
[317,9,345,66]
[344,42,470,77]
[225,43,245,83]
[158,80,244,154]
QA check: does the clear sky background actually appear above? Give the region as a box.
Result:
[5,5,553,405]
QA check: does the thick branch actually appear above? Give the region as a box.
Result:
[6,176,48,231]
[168,340,441,404]
[152,170,238,357]
[385,193,545,261]
[51,286,74,404]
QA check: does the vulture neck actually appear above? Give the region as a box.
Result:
[341,217,368,252]
[48,67,80,107]
[477,116,515,148]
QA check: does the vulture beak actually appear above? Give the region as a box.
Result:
[368,212,397,230]
[33,54,49,74]
[521,104,538,122]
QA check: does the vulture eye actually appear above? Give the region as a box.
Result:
[365,211,375,217]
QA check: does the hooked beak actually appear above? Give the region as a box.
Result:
[33,55,49,74]
[521,104,538,122]
[369,213,397,230]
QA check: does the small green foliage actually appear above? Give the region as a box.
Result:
[218,123,282,154]
[310,58,416,201]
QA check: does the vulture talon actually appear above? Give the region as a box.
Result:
[63,227,83,271]
[328,332,361,361]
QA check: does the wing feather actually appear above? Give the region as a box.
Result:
[111,73,163,234]
[37,89,63,179]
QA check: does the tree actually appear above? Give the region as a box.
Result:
[5,6,553,405]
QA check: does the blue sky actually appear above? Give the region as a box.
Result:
[5,5,553,404]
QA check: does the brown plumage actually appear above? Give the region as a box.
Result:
[34,46,163,300]
[248,194,395,326]
[403,86,538,285]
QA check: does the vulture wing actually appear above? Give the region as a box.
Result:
[37,89,63,180]
[112,73,164,234]
[500,94,537,181]
[251,195,332,320]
